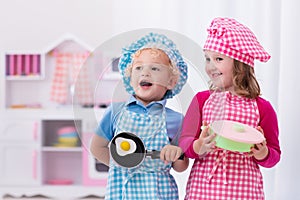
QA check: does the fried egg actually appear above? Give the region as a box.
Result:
[115,137,137,156]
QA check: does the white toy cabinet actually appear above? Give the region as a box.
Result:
[0,119,40,186]
[0,34,122,199]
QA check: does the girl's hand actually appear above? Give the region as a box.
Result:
[248,126,269,160]
[193,121,216,156]
[160,144,183,164]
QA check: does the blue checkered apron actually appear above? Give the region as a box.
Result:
[105,107,179,200]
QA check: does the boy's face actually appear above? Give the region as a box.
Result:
[204,50,234,91]
[130,49,176,105]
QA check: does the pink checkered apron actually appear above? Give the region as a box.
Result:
[185,91,264,200]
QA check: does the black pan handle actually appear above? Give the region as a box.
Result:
[178,153,185,160]
[146,150,184,160]
[146,150,161,159]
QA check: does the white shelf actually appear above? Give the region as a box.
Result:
[4,107,103,118]
[0,185,106,199]
[42,146,82,152]
[6,75,44,81]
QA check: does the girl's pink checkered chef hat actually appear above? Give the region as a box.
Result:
[203,17,271,67]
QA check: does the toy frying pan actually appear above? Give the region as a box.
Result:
[109,132,183,168]
[208,120,265,152]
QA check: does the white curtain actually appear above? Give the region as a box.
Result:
[276,0,300,199]
[111,0,298,199]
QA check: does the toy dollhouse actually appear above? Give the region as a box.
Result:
[0,34,114,199]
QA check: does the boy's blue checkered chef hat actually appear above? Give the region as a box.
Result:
[118,32,188,99]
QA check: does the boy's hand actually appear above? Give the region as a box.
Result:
[249,126,269,160]
[193,121,216,156]
[160,145,183,163]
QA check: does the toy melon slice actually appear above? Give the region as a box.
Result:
[209,120,265,152]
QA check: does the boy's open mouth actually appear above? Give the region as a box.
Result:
[140,81,153,87]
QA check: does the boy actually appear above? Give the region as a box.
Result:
[90,33,189,199]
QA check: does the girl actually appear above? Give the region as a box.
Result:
[179,17,281,200]
[90,33,189,200]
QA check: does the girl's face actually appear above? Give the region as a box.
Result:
[130,49,177,105]
[204,50,234,92]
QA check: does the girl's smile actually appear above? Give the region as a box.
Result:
[211,72,223,79]
[204,50,234,92]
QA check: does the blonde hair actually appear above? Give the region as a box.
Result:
[209,60,261,99]
[125,48,180,80]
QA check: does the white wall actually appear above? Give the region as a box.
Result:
[275,0,300,198]
[0,0,115,51]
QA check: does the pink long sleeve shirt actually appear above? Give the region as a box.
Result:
[179,90,281,168]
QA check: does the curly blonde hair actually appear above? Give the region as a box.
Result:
[125,48,180,81]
